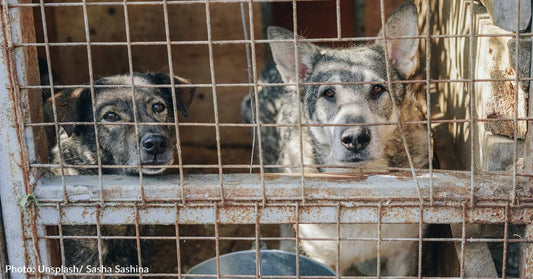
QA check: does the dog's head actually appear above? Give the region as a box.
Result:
[267,2,419,165]
[47,73,194,175]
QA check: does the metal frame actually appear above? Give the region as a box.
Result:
[1,0,532,278]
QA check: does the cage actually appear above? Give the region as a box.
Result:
[0,0,532,278]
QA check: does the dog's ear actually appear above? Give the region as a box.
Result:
[172,75,195,117]
[267,26,318,83]
[44,88,92,137]
[376,1,419,78]
[146,73,195,117]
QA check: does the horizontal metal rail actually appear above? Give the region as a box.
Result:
[34,172,533,225]
[35,203,533,225]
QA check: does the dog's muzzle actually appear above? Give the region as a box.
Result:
[340,127,371,153]
[142,135,168,156]
[140,134,173,174]
[331,125,371,163]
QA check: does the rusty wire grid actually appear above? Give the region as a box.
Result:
[1,0,533,278]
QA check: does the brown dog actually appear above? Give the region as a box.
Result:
[47,72,194,175]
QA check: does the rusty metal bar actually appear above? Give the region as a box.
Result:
[37,0,68,199]
[214,203,221,279]
[502,202,510,278]
[417,204,423,279]
[376,203,383,278]
[56,204,67,279]
[204,0,226,202]
[510,0,521,206]
[291,0,306,205]
[81,0,107,205]
[8,33,527,47]
[134,205,145,279]
[174,203,183,279]
[294,203,301,279]
[9,0,51,273]
[7,0,335,7]
[95,205,105,279]
[162,0,186,203]
[16,77,533,89]
[0,1,39,278]
[424,0,435,206]
[335,203,341,277]
[31,175,533,226]
[468,0,477,207]
[254,203,261,279]
[21,117,533,130]
[459,204,466,279]
[246,0,267,205]
[121,0,149,204]
[520,0,533,274]
[35,172,533,203]
[32,234,533,244]
[33,172,533,204]
[378,0,424,205]
[14,73,532,86]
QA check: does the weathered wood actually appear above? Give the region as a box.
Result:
[427,1,529,171]
[364,0,404,36]
[46,3,264,148]
[479,0,531,32]
[269,0,355,42]
[16,3,49,166]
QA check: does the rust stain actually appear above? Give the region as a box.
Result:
[488,48,493,55]
[0,4,33,196]
[507,82,515,95]
[264,171,413,182]
[81,209,89,219]
[486,113,500,119]
[505,67,515,76]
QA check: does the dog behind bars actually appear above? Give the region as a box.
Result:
[45,73,194,277]
[242,2,428,276]
[47,72,194,175]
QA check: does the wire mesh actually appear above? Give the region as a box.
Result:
[0,0,531,278]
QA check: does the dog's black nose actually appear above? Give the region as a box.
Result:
[340,128,371,152]
[141,135,168,155]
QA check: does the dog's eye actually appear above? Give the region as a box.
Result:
[103,111,120,122]
[371,84,386,99]
[152,103,166,114]
[322,88,336,100]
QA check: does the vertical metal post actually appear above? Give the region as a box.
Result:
[0,204,8,279]
[0,1,34,278]
[520,2,533,274]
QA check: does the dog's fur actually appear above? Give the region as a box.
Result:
[47,73,194,175]
[46,73,194,277]
[242,2,428,275]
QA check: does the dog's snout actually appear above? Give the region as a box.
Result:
[340,128,371,152]
[141,135,168,155]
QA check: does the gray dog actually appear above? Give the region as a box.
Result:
[242,2,428,275]
[46,73,194,277]
[47,72,194,175]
